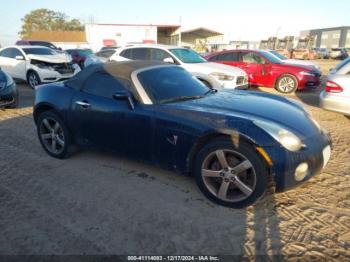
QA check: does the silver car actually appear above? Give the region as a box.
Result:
[320,58,350,116]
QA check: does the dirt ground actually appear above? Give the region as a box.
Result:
[1,60,349,260]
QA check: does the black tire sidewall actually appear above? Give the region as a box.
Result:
[276,74,298,94]
[194,137,268,208]
[37,110,71,159]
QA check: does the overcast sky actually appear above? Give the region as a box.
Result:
[0,0,349,45]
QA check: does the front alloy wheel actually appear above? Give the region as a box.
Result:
[201,150,256,202]
[276,75,297,93]
[27,71,41,89]
[194,138,268,208]
[37,111,72,158]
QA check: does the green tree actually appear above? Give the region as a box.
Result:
[19,8,84,38]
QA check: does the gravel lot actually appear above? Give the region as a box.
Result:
[1,61,350,259]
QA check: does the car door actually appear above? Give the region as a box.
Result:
[0,47,26,79]
[70,71,154,160]
[212,51,241,68]
[150,48,174,62]
[239,51,268,86]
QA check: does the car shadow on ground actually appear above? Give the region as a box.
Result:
[0,111,284,258]
[15,81,35,109]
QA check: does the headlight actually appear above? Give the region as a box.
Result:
[254,120,303,152]
[210,72,234,81]
[300,71,315,77]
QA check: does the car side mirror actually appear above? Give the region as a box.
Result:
[163,57,175,64]
[113,91,135,110]
[15,55,24,60]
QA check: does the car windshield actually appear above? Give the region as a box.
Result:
[22,48,57,55]
[260,51,282,64]
[137,66,211,104]
[169,48,207,63]
[270,50,287,60]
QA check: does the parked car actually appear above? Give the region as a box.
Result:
[65,49,93,69]
[330,48,349,60]
[0,46,80,88]
[33,60,332,208]
[313,48,330,59]
[95,49,118,60]
[206,49,321,93]
[268,50,321,71]
[0,68,18,108]
[100,46,119,51]
[16,40,60,51]
[110,45,248,89]
[320,57,350,116]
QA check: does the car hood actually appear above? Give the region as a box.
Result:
[274,62,317,72]
[27,53,72,63]
[283,59,320,70]
[182,62,246,76]
[168,89,318,138]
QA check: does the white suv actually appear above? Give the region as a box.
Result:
[110,45,248,89]
[0,45,80,88]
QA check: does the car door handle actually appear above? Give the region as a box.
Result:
[75,101,91,108]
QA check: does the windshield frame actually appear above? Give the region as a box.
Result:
[169,48,208,64]
[259,50,283,64]
[269,50,287,60]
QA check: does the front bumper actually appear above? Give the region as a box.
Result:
[297,74,321,89]
[36,65,80,83]
[320,90,350,116]
[263,131,331,192]
[219,76,249,89]
[0,83,17,107]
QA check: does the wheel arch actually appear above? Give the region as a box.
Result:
[33,102,62,125]
[186,130,259,175]
[26,68,39,79]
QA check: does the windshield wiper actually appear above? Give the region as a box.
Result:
[160,95,204,104]
[204,88,218,96]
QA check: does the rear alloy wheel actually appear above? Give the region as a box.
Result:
[194,137,268,208]
[37,111,72,159]
[276,74,298,94]
[27,71,41,89]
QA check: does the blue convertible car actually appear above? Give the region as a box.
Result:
[34,61,331,208]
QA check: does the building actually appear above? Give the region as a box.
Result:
[180,27,224,52]
[300,26,350,49]
[229,41,260,50]
[85,24,224,52]
[85,23,181,51]
[24,31,89,49]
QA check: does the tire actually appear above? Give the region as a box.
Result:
[194,137,268,208]
[27,71,41,89]
[37,110,72,159]
[275,74,298,94]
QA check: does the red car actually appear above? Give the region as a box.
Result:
[205,49,321,93]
